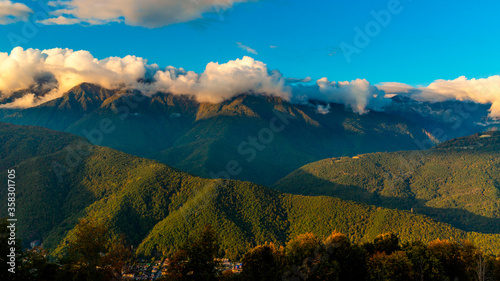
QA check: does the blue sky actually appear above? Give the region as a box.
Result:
[0,0,499,86]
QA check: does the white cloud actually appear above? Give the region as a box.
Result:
[40,0,253,28]
[0,0,33,24]
[316,78,390,114]
[0,90,61,109]
[377,82,416,95]
[0,47,159,107]
[236,42,258,55]
[14,47,500,119]
[316,104,330,114]
[150,56,290,103]
[0,48,289,107]
[39,15,100,25]
[379,76,500,118]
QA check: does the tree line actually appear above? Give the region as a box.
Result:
[2,218,500,281]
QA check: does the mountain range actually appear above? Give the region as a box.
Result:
[2,82,500,261]
[2,122,500,261]
[0,83,445,185]
[385,95,498,141]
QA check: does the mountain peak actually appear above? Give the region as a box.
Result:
[54,83,118,112]
[67,83,116,100]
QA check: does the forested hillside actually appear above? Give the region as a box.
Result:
[275,131,500,234]
[2,122,500,261]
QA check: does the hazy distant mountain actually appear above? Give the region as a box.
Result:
[0,83,436,185]
[274,131,500,234]
[385,95,498,141]
[2,122,500,260]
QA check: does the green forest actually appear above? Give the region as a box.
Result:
[275,131,500,234]
[2,123,500,280]
[2,122,500,262]
[2,219,500,281]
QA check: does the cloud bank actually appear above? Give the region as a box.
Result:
[0,47,390,113]
[0,47,156,98]
[40,0,253,28]
[316,78,390,114]
[379,76,500,118]
[0,47,290,106]
[0,0,33,24]
[149,56,290,103]
[288,78,390,114]
[3,47,500,118]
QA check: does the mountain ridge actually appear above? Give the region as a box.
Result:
[1,83,436,185]
[274,130,500,234]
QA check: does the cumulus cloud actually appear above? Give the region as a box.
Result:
[379,76,500,118]
[288,78,392,114]
[40,0,253,28]
[2,47,387,113]
[3,47,455,116]
[0,47,157,105]
[236,42,258,55]
[315,78,391,114]
[0,0,33,24]
[150,56,290,103]
[0,48,289,107]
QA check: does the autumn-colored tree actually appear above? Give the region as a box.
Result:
[459,240,490,281]
[285,233,322,266]
[324,231,367,281]
[368,251,413,281]
[403,241,442,281]
[283,233,339,281]
[241,243,284,281]
[164,249,190,281]
[428,239,467,281]
[63,218,131,281]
